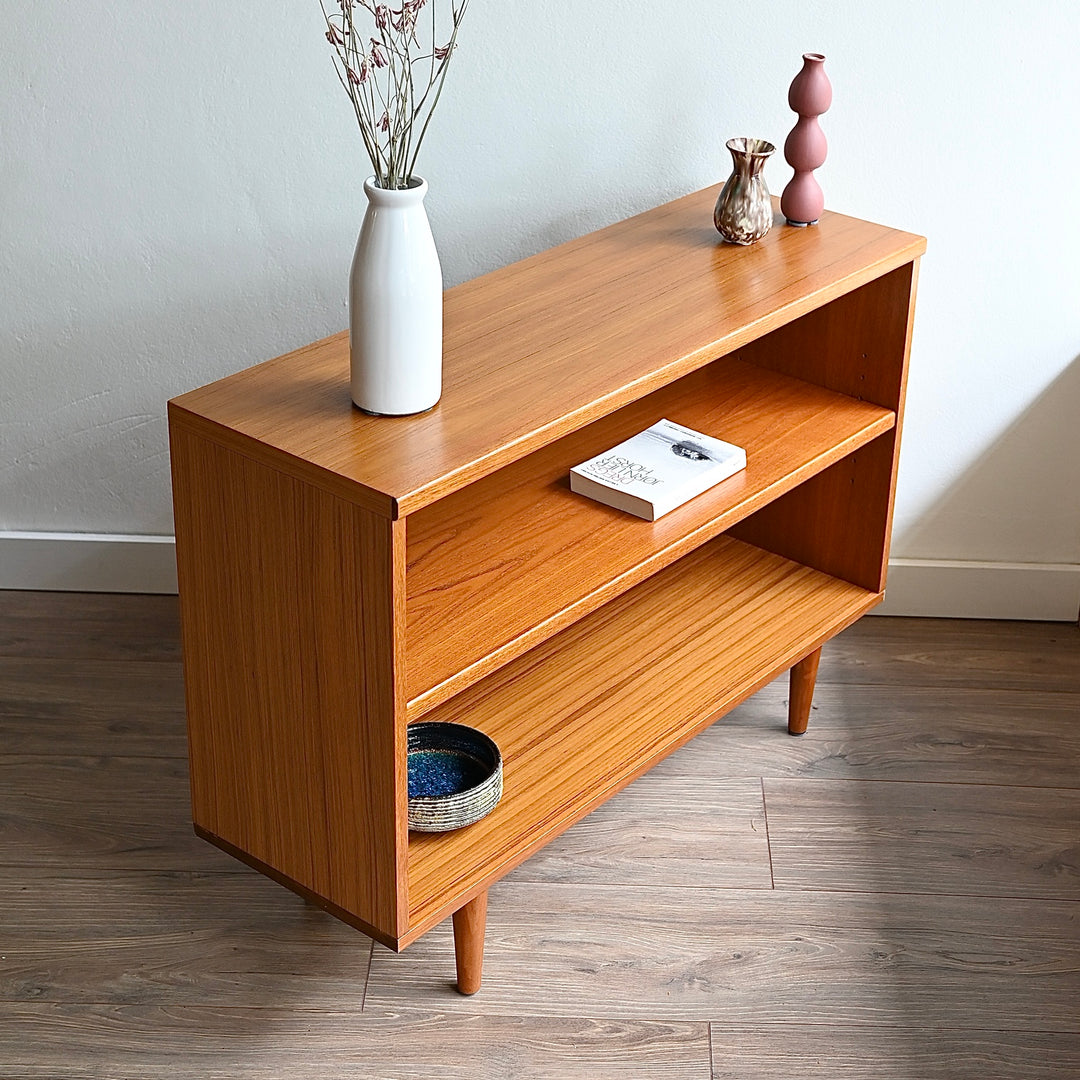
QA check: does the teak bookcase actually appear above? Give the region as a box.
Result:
[168,186,925,995]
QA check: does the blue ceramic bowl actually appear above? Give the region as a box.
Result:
[407,722,503,832]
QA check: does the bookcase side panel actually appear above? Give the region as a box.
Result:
[729,259,920,593]
[740,261,917,411]
[170,417,407,939]
[729,432,897,593]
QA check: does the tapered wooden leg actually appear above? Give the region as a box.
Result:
[452,890,488,995]
[788,647,822,736]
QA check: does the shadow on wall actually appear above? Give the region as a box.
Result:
[877,355,1080,620]
[898,355,1080,566]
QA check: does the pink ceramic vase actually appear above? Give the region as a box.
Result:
[781,53,832,226]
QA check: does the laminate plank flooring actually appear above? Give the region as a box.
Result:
[813,617,1079,692]
[708,1025,1080,1079]
[650,682,1080,787]
[1,757,233,870]
[765,778,1080,899]
[2,1006,710,1080]
[0,591,180,661]
[505,775,770,888]
[1,592,1078,1079]
[0,659,186,758]
[1,870,373,1005]
[364,883,1080,1028]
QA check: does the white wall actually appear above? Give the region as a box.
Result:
[3,1,1079,612]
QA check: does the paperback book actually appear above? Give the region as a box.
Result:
[569,419,746,521]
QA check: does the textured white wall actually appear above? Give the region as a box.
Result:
[3,1,1078,567]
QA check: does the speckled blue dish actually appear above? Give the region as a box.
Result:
[407,723,503,832]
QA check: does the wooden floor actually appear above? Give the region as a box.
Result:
[2,591,1079,1078]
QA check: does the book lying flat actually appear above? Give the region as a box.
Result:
[569,418,747,521]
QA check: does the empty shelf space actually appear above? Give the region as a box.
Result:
[404,356,893,714]
[405,533,878,931]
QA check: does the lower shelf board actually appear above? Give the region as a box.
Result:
[405,533,878,934]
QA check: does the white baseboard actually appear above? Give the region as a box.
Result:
[2,533,1078,622]
[874,557,1080,622]
[0,532,178,594]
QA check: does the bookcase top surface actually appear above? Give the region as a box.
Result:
[169,186,925,516]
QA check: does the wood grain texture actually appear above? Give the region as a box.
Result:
[709,1024,1080,1079]
[742,261,918,411]
[879,258,920,577]
[165,190,922,971]
[169,188,924,515]
[817,617,1080,692]
[766,778,1080,899]
[504,775,770,889]
[0,755,234,871]
[169,419,406,939]
[405,357,893,710]
[0,1006,711,1080]
[0,870,373,1005]
[729,262,919,593]
[787,647,821,735]
[6,597,1080,1076]
[0,658,186,757]
[452,890,488,995]
[366,882,1080,1027]
[649,681,1080,788]
[731,430,899,593]
[0,591,180,661]
[406,535,875,935]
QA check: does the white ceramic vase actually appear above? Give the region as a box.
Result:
[349,176,443,415]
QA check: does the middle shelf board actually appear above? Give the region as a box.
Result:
[405,532,878,937]
[404,355,894,715]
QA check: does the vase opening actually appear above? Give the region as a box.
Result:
[363,175,429,208]
[726,137,776,158]
[803,52,825,62]
[372,175,425,191]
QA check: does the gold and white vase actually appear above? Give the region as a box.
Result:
[349,176,443,416]
[713,138,776,246]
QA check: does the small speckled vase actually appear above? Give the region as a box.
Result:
[714,138,776,246]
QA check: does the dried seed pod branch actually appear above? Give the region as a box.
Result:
[320,0,469,189]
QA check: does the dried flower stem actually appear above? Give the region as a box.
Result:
[320,0,468,189]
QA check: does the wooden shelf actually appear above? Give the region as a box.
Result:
[169,189,924,518]
[405,357,893,713]
[406,534,878,933]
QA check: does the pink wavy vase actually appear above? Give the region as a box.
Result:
[781,53,832,227]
